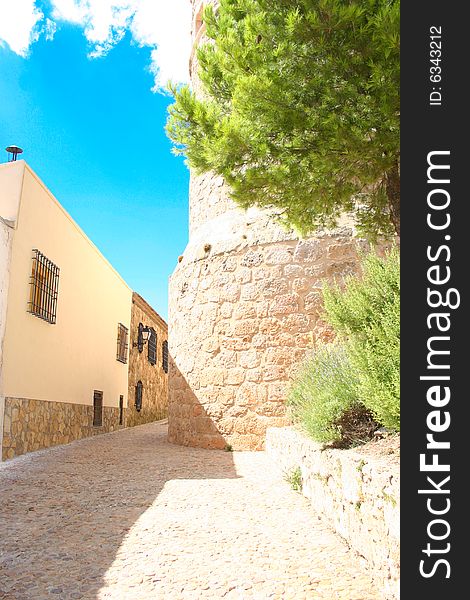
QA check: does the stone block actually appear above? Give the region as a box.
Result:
[241,250,263,267]
[281,313,311,333]
[246,368,262,382]
[221,256,238,271]
[200,367,225,386]
[235,382,267,407]
[240,283,258,301]
[265,347,293,365]
[238,349,260,369]
[252,266,283,281]
[294,240,323,262]
[265,245,294,265]
[251,333,267,348]
[269,293,299,315]
[267,382,288,401]
[220,302,234,318]
[225,367,246,385]
[284,264,304,278]
[219,283,240,302]
[233,319,258,337]
[262,365,286,381]
[233,302,257,320]
[256,277,289,298]
[304,291,322,313]
[234,267,252,284]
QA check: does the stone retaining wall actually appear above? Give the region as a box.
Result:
[2,397,124,460]
[265,426,400,599]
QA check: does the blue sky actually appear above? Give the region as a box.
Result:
[0,1,191,320]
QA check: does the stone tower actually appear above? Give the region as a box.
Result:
[167,0,364,450]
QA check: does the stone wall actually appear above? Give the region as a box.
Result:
[189,172,238,236]
[265,426,400,599]
[167,0,364,450]
[2,397,123,460]
[126,293,168,427]
[169,230,365,450]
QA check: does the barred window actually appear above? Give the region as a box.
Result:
[28,249,60,324]
[93,391,103,427]
[148,328,157,365]
[116,323,128,363]
[162,340,168,374]
[135,380,143,412]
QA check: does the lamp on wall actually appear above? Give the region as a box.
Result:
[133,323,151,350]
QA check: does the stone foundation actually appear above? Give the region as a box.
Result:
[1,397,124,460]
[265,426,400,599]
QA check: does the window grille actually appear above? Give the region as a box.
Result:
[148,328,157,365]
[135,381,143,412]
[116,323,129,363]
[162,340,169,374]
[93,391,103,427]
[28,249,60,324]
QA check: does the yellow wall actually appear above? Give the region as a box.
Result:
[1,163,132,408]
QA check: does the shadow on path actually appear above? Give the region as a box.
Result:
[0,422,238,599]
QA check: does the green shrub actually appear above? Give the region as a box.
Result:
[288,343,362,444]
[323,247,400,429]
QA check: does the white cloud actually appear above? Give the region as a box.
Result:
[43,19,58,42]
[0,0,191,92]
[0,0,44,56]
[51,0,192,91]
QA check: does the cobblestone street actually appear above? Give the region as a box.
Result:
[0,421,380,599]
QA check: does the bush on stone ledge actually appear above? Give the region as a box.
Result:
[288,247,400,445]
[287,343,378,446]
[323,247,400,430]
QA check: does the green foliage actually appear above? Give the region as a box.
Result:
[285,466,303,492]
[323,247,400,429]
[167,0,400,238]
[224,443,234,452]
[287,343,361,443]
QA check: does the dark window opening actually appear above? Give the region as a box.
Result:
[28,249,60,324]
[93,391,103,427]
[162,340,169,374]
[116,323,129,363]
[148,328,157,365]
[119,395,124,425]
[137,322,144,353]
[135,381,143,412]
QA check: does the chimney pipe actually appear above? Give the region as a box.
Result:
[5,145,23,162]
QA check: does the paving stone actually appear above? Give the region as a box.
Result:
[0,422,380,599]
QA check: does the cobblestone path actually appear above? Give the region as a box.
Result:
[0,421,380,599]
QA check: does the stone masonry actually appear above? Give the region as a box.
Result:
[167,1,365,450]
[126,293,168,427]
[266,427,400,599]
[167,0,365,451]
[1,397,122,461]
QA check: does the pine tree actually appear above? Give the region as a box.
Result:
[166,0,400,238]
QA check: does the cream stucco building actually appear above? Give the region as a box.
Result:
[0,160,167,460]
